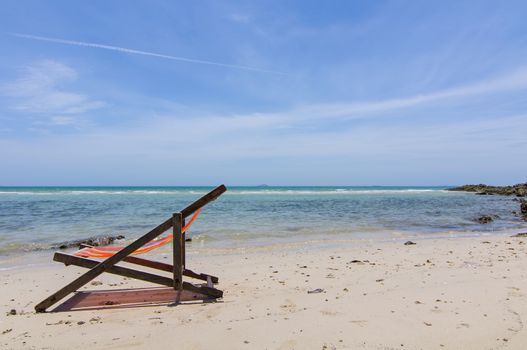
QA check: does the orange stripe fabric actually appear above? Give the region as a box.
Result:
[73,209,201,258]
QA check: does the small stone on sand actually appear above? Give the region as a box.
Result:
[308,288,324,294]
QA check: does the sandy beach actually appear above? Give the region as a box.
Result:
[3,0,527,348]
[2,234,527,350]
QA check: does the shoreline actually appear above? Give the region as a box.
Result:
[2,232,527,349]
[2,226,527,267]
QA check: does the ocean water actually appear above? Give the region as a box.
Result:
[0,186,526,256]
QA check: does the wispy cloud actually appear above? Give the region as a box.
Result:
[49,116,78,126]
[1,60,104,124]
[158,65,527,132]
[1,109,524,185]
[228,13,252,24]
[292,66,527,121]
[10,33,287,75]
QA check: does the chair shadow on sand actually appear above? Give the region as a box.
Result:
[52,286,223,312]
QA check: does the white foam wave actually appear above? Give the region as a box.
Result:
[230,189,444,195]
[0,190,186,196]
[0,189,446,196]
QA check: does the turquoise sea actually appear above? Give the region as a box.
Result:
[0,186,526,256]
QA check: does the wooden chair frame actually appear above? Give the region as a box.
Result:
[35,185,227,312]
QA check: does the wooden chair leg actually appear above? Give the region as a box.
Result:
[173,212,183,291]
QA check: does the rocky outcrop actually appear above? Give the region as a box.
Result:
[449,183,527,223]
[475,215,494,224]
[53,234,125,250]
[448,183,527,197]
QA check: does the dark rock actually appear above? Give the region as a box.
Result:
[404,241,416,245]
[8,309,16,315]
[52,234,125,250]
[520,199,527,216]
[307,288,324,294]
[185,237,192,242]
[512,232,527,237]
[448,183,527,197]
[476,215,494,224]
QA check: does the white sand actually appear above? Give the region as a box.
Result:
[2,234,527,349]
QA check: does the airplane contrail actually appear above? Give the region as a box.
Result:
[10,33,287,75]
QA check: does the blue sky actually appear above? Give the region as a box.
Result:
[1,0,526,186]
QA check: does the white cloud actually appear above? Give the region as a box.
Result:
[2,60,105,119]
[50,64,527,162]
[228,13,252,24]
[1,61,527,184]
[1,111,524,185]
[108,64,527,142]
[291,66,527,121]
[139,65,527,134]
[50,116,77,125]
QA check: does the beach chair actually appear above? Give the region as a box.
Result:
[35,185,227,312]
